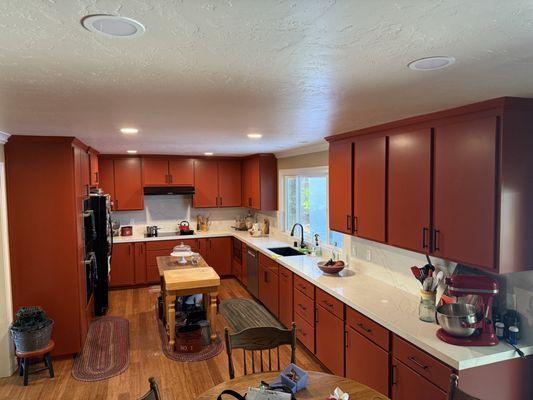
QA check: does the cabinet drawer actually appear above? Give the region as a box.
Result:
[316,288,344,320]
[145,239,198,252]
[146,264,160,284]
[346,307,390,351]
[294,312,314,353]
[259,253,278,274]
[393,335,452,392]
[294,275,314,299]
[294,288,315,325]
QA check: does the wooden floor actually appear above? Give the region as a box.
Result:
[0,278,326,399]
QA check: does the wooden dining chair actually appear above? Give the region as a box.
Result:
[448,374,480,400]
[139,377,162,400]
[224,323,296,380]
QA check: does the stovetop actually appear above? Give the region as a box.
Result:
[144,231,194,238]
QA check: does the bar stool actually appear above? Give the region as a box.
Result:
[16,340,55,386]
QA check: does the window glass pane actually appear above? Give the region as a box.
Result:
[307,176,327,241]
[329,230,344,247]
[284,176,297,232]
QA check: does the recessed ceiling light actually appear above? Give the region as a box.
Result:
[81,15,145,38]
[247,133,262,139]
[204,152,213,156]
[120,127,138,134]
[408,56,455,71]
[126,150,138,154]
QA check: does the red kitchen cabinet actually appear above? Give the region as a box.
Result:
[242,157,260,208]
[142,158,194,186]
[98,157,115,206]
[169,159,194,185]
[388,129,431,253]
[259,263,279,318]
[329,139,353,234]
[142,159,169,186]
[315,303,344,376]
[198,237,232,276]
[241,244,248,286]
[218,160,242,207]
[88,147,99,187]
[346,326,390,396]
[110,243,135,287]
[391,359,447,400]
[433,116,498,269]
[194,160,221,208]
[242,154,277,210]
[278,266,293,328]
[353,136,387,242]
[134,242,147,285]
[113,157,144,210]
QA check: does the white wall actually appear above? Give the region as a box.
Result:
[0,139,16,377]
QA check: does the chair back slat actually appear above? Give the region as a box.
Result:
[224,323,296,379]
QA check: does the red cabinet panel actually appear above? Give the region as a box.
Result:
[354,136,387,242]
[114,158,143,210]
[391,359,447,400]
[142,159,169,186]
[346,326,389,397]
[208,237,232,276]
[278,266,293,328]
[242,157,260,208]
[241,245,248,286]
[294,312,314,353]
[193,160,219,208]
[294,287,314,325]
[218,160,242,207]
[88,148,99,187]
[110,243,135,287]
[169,159,194,185]
[329,139,353,234]
[294,275,314,300]
[98,157,115,206]
[316,288,343,320]
[315,304,344,376]
[346,307,390,351]
[388,129,431,253]
[433,116,498,269]
[259,262,279,318]
[134,242,146,285]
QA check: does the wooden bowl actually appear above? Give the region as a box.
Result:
[317,261,345,274]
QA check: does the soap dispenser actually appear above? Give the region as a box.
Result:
[313,234,322,257]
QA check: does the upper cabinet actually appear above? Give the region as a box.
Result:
[193,159,242,208]
[142,157,194,186]
[388,129,432,253]
[329,139,353,234]
[99,156,144,211]
[327,97,533,273]
[87,147,99,187]
[353,136,387,242]
[242,154,277,211]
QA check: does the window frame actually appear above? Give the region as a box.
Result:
[278,166,342,249]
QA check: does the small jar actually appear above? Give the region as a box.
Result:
[508,326,519,345]
[419,290,436,323]
[495,322,505,339]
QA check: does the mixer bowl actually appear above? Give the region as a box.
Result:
[436,303,481,338]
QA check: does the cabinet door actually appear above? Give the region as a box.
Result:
[208,237,232,276]
[143,159,169,186]
[433,116,497,269]
[388,129,431,253]
[114,158,144,210]
[241,245,248,286]
[391,359,446,400]
[110,243,134,287]
[258,263,269,306]
[169,159,194,186]
[354,136,387,242]
[346,326,389,397]
[315,305,344,376]
[329,140,353,234]
[242,157,260,208]
[134,242,146,285]
[98,157,115,206]
[193,160,219,208]
[89,149,99,187]
[267,270,279,318]
[218,160,242,207]
[278,267,293,328]
[198,238,209,260]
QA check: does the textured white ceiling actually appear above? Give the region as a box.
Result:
[0,0,532,155]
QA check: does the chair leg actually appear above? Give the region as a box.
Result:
[18,358,23,376]
[22,359,29,386]
[44,353,54,378]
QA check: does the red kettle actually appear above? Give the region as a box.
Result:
[179,221,190,233]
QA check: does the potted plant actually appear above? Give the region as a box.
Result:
[10,307,53,352]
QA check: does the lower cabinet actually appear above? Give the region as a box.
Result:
[258,263,279,318]
[241,244,248,286]
[134,242,147,284]
[199,237,232,276]
[315,303,344,376]
[346,326,390,396]
[278,266,293,328]
[110,243,135,287]
[391,359,447,400]
[294,312,315,353]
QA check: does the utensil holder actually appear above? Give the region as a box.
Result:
[419,290,436,323]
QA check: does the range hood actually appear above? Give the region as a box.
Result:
[143,186,195,195]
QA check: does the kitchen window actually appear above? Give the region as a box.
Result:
[280,167,344,247]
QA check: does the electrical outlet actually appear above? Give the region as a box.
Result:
[366,249,372,261]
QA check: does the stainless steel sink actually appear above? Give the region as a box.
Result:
[267,247,304,257]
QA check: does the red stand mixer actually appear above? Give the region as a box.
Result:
[436,275,499,346]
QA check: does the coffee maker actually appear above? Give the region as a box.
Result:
[436,275,499,346]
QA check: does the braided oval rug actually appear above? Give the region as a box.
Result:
[72,317,130,381]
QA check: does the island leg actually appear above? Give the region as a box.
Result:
[209,290,218,342]
[166,293,177,350]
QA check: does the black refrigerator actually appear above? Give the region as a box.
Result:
[89,194,113,316]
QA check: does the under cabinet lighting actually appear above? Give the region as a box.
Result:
[204,152,214,156]
[127,150,138,154]
[121,127,138,134]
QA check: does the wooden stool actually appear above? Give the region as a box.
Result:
[15,340,55,386]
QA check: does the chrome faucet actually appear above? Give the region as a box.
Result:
[290,223,306,248]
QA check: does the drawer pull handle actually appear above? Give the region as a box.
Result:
[323,301,333,308]
[298,304,306,311]
[297,328,306,337]
[356,322,372,333]
[298,284,306,290]
[408,356,428,370]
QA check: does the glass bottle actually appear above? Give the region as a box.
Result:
[419,290,436,323]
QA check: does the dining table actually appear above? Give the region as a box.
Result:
[196,371,390,399]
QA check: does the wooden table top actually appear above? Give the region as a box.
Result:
[157,255,220,291]
[196,371,390,400]
[156,255,209,276]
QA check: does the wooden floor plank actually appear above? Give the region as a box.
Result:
[0,278,326,399]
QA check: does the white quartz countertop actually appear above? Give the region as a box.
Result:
[114,230,533,370]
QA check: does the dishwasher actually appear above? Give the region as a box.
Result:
[246,248,259,298]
